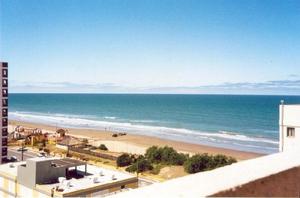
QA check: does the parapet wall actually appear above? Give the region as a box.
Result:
[112,151,300,198]
[213,166,300,197]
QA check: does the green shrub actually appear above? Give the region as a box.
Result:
[227,156,237,164]
[99,144,108,151]
[145,146,162,163]
[184,153,237,174]
[132,155,145,163]
[125,164,137,172]
[184,153,211,173]
[145,146,188,165]
[150,164,163,175]
[125,158,153,173]
[161,146,188,165]
[160,146,176,163]
[116,154,133,167]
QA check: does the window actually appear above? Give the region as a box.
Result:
[2,79,7,87]
[2,147,7,156]
[2,99,8,107]
[2,138,7,146]
[2,89,7,97]
[2,128,7,136]
[2,109,7,117]
[2,69,7,77]
[287,127,295,137]
[2,118,7,127]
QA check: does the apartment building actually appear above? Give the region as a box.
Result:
[279,102,300,152]
[0,62,8,163]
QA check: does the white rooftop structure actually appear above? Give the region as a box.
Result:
[38,163,135,195]
[279,103,300,152]
[0,157,138,197]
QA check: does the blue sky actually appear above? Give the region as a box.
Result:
[0,0,299,94]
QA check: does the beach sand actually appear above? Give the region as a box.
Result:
[8,120,262,160]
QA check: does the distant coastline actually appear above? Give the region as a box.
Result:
[8,120,262,161]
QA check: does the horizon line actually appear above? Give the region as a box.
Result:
[8,92,300,96]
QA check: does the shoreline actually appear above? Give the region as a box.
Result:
[8,120,263,160]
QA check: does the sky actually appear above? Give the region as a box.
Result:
[0,0,300,94]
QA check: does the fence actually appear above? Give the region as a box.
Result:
[69,146,118,161]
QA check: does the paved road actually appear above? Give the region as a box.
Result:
[8,148,39,161]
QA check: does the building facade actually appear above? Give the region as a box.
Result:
[279,103,300,152]
[0,62,8,163]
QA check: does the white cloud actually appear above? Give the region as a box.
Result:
[9,80,300,95]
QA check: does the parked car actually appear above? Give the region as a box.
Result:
[10,156,18,162]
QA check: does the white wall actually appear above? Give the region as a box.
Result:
[111,151,300,197]
[279,105,300,152]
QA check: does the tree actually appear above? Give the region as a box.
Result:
[116,154,132,167]
[210,154,228,169]
[160,146,188,165]
[227,157,237,164]
[160,146,177,163]
[184,153,212,174]
[184,153,237,174]
[145,146,188,165]
[171,153,188,165]
[145,146,162,163]
[125,158,153,173]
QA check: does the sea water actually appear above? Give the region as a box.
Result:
[8,94,300,154]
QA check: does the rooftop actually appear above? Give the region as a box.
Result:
[37,164,136,196]
[52,158,86,168]
[0,161,24,178]
[0,157,137,196]
[57,136,83,146]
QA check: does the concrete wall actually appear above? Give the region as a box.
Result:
[0,173,47,198]
[62,177,138,197]
[35,160,66,185]
[213,166,300,197]
[18,159,66,188]
[18,162,37,188]
[279,105,300,152]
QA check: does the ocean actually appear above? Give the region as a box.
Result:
[8,94,300,154]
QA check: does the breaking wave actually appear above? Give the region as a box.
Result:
[9,111,279,153]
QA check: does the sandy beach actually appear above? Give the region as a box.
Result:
[8,120,262,160]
